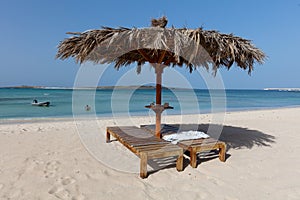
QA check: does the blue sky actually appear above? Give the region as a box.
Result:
[0,0,299,89]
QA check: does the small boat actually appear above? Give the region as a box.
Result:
[32,99,50,107]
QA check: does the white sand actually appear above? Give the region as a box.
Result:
[0,107,299,200]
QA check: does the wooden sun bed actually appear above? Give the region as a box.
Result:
[106,126,183,178]
[141,124,226,168]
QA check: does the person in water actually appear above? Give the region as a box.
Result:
[85,105,91,111]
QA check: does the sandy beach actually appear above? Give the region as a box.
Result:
[0,107,299,200]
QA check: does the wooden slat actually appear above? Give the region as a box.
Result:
[135,144,180,152]
[191,144,221,152]
[136,145,181,153]
[147,149,183,159]
[179,138,220,148]
[134,144,171,151]
[132,141,169,147]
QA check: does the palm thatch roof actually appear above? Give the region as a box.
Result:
[56,17,265,74]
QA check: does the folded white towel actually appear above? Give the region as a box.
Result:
[163,131,210,144]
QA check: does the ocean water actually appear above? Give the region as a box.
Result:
[0,88,299,120]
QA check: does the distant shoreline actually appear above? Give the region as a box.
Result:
[0,85,159,90]
[263,88,300,91]
[1,86,300,91]
[0,85,221,90]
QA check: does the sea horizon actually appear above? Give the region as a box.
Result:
[2,85,300,91]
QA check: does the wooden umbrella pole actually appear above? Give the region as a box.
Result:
[155,66,163,138]
[154,51,167,138]
[156,69,162,105]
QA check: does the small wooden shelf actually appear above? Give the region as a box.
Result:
[145,104,174,110]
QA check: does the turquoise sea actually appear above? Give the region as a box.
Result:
[0,88,299,120]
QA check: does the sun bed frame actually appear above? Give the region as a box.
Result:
[106,126,183,178]
[178,138,226,168]
[141,124,226,168]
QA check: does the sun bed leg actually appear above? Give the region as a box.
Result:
[190,148,197,168]
[176,151,183,172]
[106,130,111,143]
[219,143,226,162]
[140,153,148,178]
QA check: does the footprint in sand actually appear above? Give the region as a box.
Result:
[48,186,71,200]
[60,176,76,185]
[71,194,86,200]
[48,177,83,200]
[45,151,60,156]
[24,157,45,171]
[48,186,59,194]
[44,160,61,178]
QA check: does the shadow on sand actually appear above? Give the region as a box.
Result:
[186,123,275,151]
[145,123,276,176]
[144,123,276,151]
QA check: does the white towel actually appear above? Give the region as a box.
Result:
[163,131,210,144]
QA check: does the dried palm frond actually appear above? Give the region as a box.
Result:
[57,17,265,74]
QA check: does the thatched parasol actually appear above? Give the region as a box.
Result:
[56,16,265,138]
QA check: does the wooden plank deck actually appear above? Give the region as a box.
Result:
[141,124,226,168]
[106,126,183,178]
